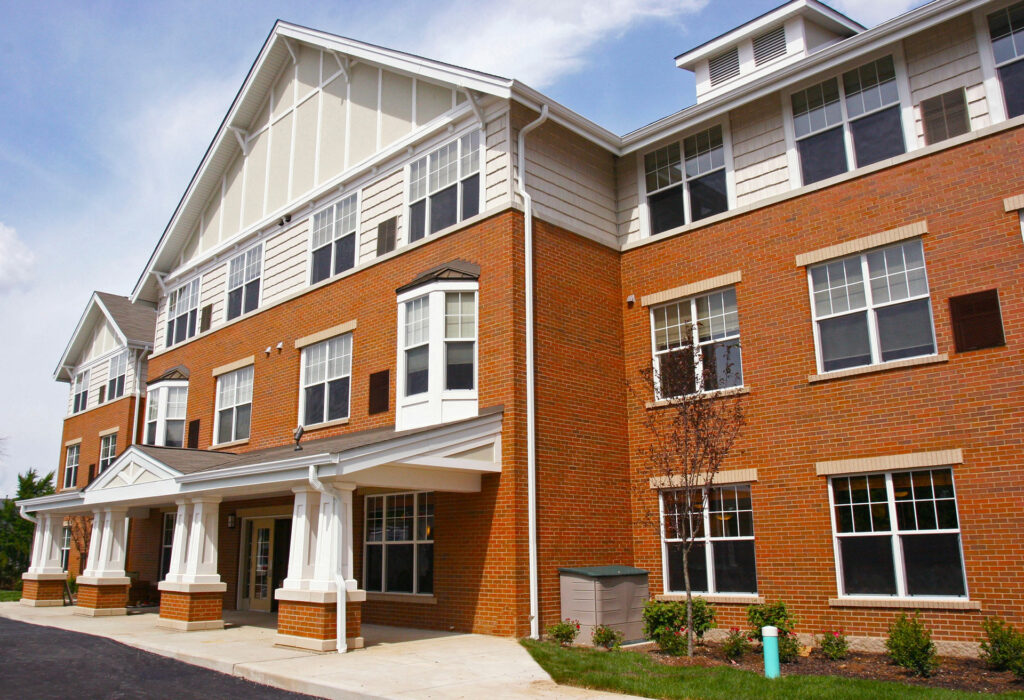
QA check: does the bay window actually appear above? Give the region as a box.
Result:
[791,55,905,185]
[988,2,1024,118]
[644,124,729,235]
[215,365,253,444]
[661,485,758,595]
[830,468,966,598]
[300,333,352,426]
[408,132,480,242]
[145,383,188,447]
[227,244,262,320]
[809,238,935,373]
[310,193,357,285]
[166,278,200,347]
[364,492,434,595]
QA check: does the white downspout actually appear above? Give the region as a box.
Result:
[516,104,548,640]
[19,504,37,524]
[130,348,146,445]
[308,464,347,654]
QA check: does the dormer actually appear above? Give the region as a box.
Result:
[676,0,864,104]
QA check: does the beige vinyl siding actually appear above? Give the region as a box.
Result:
[730,94,790,207]
[348,63,380,166]
[262,221,310,306]
[291,95,318,198]
[416,80,452,125]
[381,71,414,146]
[485,111,512,210]
[318,73,348,185]
[200,265,226,329]
[904,15,989,142]
[243,130,269,227]
[68,340,141,415]
[266,111,293,214]
[358,170,404,263]
[221,155,245,241]
[615,154,642,245]
[82,319,118,363]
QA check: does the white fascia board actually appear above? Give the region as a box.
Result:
[624,0,986,154]
[84,447,184,493]
[52,292,103,382]
[176,451,335,485]
[82,479,181,506]
[16,491,84,511]
[509,82,621,154]
[675,0,864,70]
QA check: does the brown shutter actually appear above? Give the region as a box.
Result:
[98,386,106,404]
[368,370,390,415]
[376,217,397,256]
[921,89,969,146]
[949,289,1004,352]
[187,419,201,449]
[200,304,213,333]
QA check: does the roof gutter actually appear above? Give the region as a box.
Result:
[18,504,37,525]
[516,103,548,640]
[308,463,348,654]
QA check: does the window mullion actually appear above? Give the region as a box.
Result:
[659,491,670,593]
[690,298,703,391]
[703,489,715,593]
[837,77,857,171]
[412,493,419,594]
[885,473,908,597]
[861,255,882,364]
[681,141,693,226]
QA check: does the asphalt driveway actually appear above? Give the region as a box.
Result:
[0,616,319,699]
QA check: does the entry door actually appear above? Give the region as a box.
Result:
[248,518,275,612]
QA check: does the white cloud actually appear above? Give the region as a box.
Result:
[831,0,927,28]
[0,223,35,293]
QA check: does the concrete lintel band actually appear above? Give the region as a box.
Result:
[640,271,742,307]
[294,319,358,349]
[795,219,928,267]
[211,355,255,377]
[1004,193,1024,212]
[649,467,758,489]
[815,448,964,476]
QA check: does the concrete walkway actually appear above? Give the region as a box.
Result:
[0,603,636,699]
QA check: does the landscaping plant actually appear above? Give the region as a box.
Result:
[547,618,581,646]
[642,599,716,655]
[746,600,797,642]
[885,612,939,677]
[591,624,624,650]
[979,616,1024,673]
[777,630,801,663]
[721,627,751,661]
[820,629,850,661]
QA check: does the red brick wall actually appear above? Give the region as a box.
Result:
[57,395,141,491]
[77,583,128,609]
[620,126,1024,641]
[23,578,65,601]
[158,590,223,622]
[277,600,361,640]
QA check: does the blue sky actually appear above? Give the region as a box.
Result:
[0,0,922,496]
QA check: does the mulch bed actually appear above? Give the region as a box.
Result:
[639,640,1023,694]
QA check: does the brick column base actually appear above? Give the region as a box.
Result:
[74,580,130,617]
[21,573,67,607]
[156,583,227,631]
[274,589,365,651]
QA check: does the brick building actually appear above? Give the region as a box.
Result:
[19,0,1024,652]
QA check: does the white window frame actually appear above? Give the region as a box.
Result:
[983,0,1024,121]
[807,239,937,375]
[659,484,758,595]
[214,365,254,445]
[107,351,128,402]
[72,370,89,414]
[396,280,479,431]
[60,525,71,572]
[165,277,201,347]
[641,121,735,237]
[159,512,175,581]
[63,444,79,489]
[827,467,968,600]
[406,131,483,243]
[363,491,434,596]
[145,381,188,447]
[308,192,359,286]
[225,243,264,321]
[298,333,353,427]
[649,286,742,400]
[784,52,915,186]
[99,433,117,473]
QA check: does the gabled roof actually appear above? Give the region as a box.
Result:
[148,365,190,384]
[396,259,481,294]
[54,292,156,382]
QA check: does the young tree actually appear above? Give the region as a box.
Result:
[0,469,56,588]
[631,321,745,656]
[68,516,93,575]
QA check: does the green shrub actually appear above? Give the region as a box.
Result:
[980,617,1024,672]
[819,629,850,661]
[642,599,717,655]
[778,630,801,663]
[746,600,797,642]
[591,624,624,650]
[722,627,751,661]
[886,612,939,677]
[547,618,580,646]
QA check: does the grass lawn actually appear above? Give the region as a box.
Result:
[521,639,1024,700]
[0,591,21,602]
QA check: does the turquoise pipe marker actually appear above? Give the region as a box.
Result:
[762,625,780,679]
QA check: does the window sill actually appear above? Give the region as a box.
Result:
[366,592,437,605]
[212,438,249,450]
[303,417,350,432]
[829,597,980,611]
[657,593,764,605]
[808,354,948,384]
[646,385,750,409]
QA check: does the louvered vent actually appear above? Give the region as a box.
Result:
[753,26,787,66]
[708,47,741,86]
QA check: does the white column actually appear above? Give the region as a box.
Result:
[164,501,192,584]
[182,496,221,584]
[338,486,356,590]
[92,508,129,579]
[82,510,105,577]
[282,487,320,590]
[34,514,65,575]
[310,493,339,592]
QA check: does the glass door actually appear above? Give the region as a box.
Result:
[247,518,275,612]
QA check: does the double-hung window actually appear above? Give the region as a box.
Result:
[72,370,89,413]
[166,278,200,347]
[99,433,117,472]
[107,352,127,401]
[215,366,253,444]
[60,526,71,571]
[63,444,79,489]
[650,287,742,398]
[364,492,434,595]
[310,193,357,285]
[145,383,188,447]
[159,512,175,581]
[809,239,935,373]
[988,2,1024,118]
[408,132,480,242]
[444,292,476,390]
[830,468,966,598]
[404,297,430,396]
[661,485,758,594]
[300,333,352,426]
[791,56,905,185]
[644,125,728,235]
[227,245,262,320]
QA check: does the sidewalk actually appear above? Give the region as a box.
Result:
[0,603,637,699]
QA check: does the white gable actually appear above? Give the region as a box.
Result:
[87,448,182,493]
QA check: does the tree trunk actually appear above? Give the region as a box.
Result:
[683,489,694,657]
